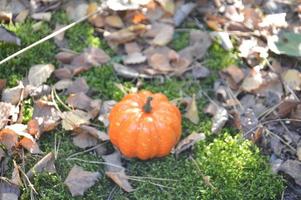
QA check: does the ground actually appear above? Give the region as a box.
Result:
[0,10,284,200]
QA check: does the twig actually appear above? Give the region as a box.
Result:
[66,143,107,160]
[66,157,125,170]
[0,6,104,65]
[265,128,296,152]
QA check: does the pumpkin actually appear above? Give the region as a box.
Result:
[109,90,182,160]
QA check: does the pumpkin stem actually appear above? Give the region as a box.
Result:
[143,96,153,113]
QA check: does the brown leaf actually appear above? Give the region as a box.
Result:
[1,82,24,105]
[67,78,89,94]
[123,52,146,65]
[26,152,56,179]
[174,3,196,27]
[125,42,141,54]
[62,110,91,131]
[148,53,173,72]
[151,23,174,46]
[185,94,199,124]
[211,106,228,134]
[72,132,98,149]
[0,79,6,91]
[173,132,205,156]
[65,0,88,22]
[220,65,245,90]
[105,15,124,28]
[0,129,18,151]
[155,0,175,14]
[277,99,299,118]
[54,79,73,90]
[79,125,109,141]
[28,64,55,87]
[191,63,210,79]
[15,9,29,23]
[11,161,22,186]
[53,68,73,80]
[32,100,61,132]
[98,100,117,127]
[113,63,151,79]
[64,165,100,197]
[18,137,41,154]
[0,102,18,129]
[55,52,77,64]
[102,151,134,192]
[282,69,301,91]
[104,29,136,44]
[31,12,52,21]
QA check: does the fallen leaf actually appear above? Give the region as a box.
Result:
[105,15,124,28]
[0,182,20,200]
[174,3,196,26]
[53,68,73,80]
[220,65,245,89]
[173,132,205,156]
[26,84,51,99]
[64,165,100,197]
[268,32,301,57]
[28,64,55,87]
[148,53,173,72]
[18,137,41,154]
[0,102,18,129]
[185,94,199,124]
[0,26,21,45]
[104,29,136,44]
[55,51,77,64]
[15,9,29,23]
[65,0,88,21]
[1,82,24,105]
[27,119,40,137]
[98,100,117,127]
[67,78,89,94]
[54,79,73,90]
[80,125,108,140]
[0,129,18,151]
[211,106,228,134]
[155,0,175,14]
[26,152,56,179]
[11,161,22,186]
[32,100,61,132]
[279,159,301,186]
[191,63,210,79]
[125,42,141,54]
[282,69,301,91]
[31,12,52,21]
[106,0,150,11]
[151,23,174,46]
[62,110,91,131]
[123,52,147,65]
[113,63,151,79]
[0,79,6,91]
[102,151,134,192]
[72,132,98,149]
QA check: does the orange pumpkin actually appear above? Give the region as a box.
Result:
[109,91,182,160]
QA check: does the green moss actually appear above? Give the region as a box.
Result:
[197,133,284,200]
[0,21,57,87]
[170,32,190,51]
[22,99,33,123]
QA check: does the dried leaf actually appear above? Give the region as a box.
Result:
[11,162,22,186]
[55,52,77,64]
[98,100,117,127]
[1,82,24,105]
[54,68,73,80]
[104,29,136,44]
[105,15,124,28]
[65,0,88,21]
[123,52,146,65]
[0,182,20,200]
[174,3,196,26]
[191,64,210,79]
[148,53,173,72]
[282,69,301,91]
[0,26,21,45]
[185,94,199,124]
[26,152,56,179]
[54,79,73,90]
[221,65,245,89]
[80,125,109,141]
[64,165,100,197]
[28,64,55,87]
[32,100,61,132]
[106,0,150,11]
[15,9,29,23]
[125,42,141,54]
[211,106,228,134]
[27,119,40,137]
[72,132,98,149]
[151,23,174,46]
[113,63,151,79]
[0,129,18,151]
[0,102,18,129]
[279,159,301,186]
[31,12,52,21]
[62,110,91,131]
[155,0,175,14]
[102,151,134,192]
[67,78,89,94]
[18,137,41,154]
[173,132,205,156]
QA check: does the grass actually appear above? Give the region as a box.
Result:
[0,11,285,200]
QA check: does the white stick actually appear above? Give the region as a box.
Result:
[0,8,103,65]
